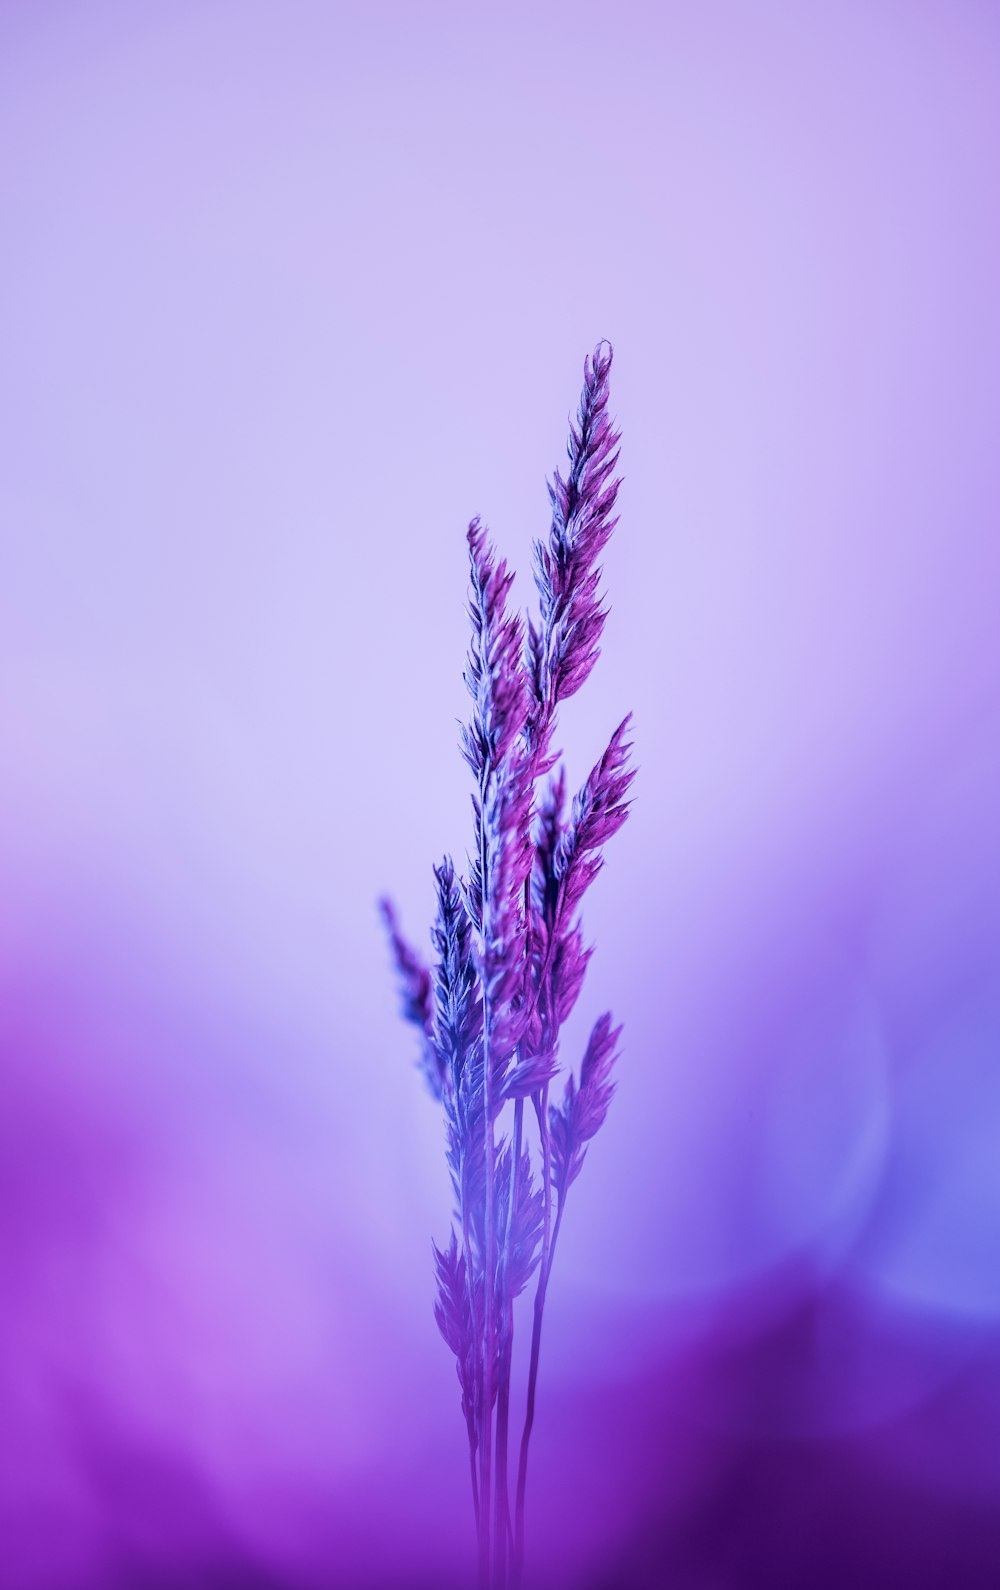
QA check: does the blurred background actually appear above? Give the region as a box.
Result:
[1,2,999,1585]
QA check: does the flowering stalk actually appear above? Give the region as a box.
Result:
[381,343,633,1589]
[462,514,533,1585]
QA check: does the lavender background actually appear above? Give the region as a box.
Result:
[2,3,999,1586]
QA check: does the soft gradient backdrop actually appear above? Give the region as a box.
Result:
[2,2,999,1586]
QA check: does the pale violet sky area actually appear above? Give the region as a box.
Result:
[1,2,998,1582]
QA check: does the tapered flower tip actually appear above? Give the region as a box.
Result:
[589,338,614,376]
[433,854,455,890]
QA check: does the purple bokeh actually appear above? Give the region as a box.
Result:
[2,2,999,1585]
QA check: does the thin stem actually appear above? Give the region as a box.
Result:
[513,1081,552,1585]
[493,1333,512,1589]
[469,1431,481,1531]
[548,1195,566,1282]
[513,1189,567,1589]
[494,1097,524,1585]
[537,1081,553,1294]
[462,1205,482,1547]
[513,1272,544,1588]
[492,876,532,1585]
[479,770,495,1590]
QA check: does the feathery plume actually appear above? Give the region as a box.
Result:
[463,518,533,1051]
[381,343,634,1590]
[526,340,622,762]
[549,1013,623,1203]
[493,1144,544,1304]
[554,713,635,925]
[434,1229,483,1523]
[430,857,482,1091]
[379,897,442,1099]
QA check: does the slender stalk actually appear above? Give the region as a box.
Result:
[513,1185,567,1589]
[513,1081,551,1584]
[493,1330,512,1588]
[513,1280,544,1587]
[462,1205,482,1542]
[548,1193,566,1285]
[494,1096,523,1585]
[479,780,494,1590]
[493,878,531,1585]
[383,344,630,1590]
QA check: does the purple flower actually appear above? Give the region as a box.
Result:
[527,341,622,759]
[381,343,634,1589]
[378,897,442,1099]
[549,1012,623,1202]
